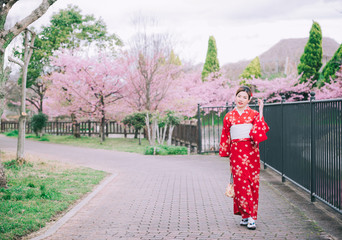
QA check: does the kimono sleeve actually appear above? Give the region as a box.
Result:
[219,114,231,157]
[249,113,270,145]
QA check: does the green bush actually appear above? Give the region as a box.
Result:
[31,113,48,136]
[5,130,18,137]
[39,136,49,141]
[144,145,188,155]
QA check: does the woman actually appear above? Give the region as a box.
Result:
[219,86,269,230]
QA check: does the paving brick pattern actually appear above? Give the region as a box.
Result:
[0,136,332,239]
[42,155,324,240]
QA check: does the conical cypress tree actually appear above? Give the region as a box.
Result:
[239,56,261,79]
[297,21,322,84]
[321,43,342,84]
[202,36,220,81]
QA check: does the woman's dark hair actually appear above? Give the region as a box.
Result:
[236,86,252,99]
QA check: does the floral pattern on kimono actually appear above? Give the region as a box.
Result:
[220,106,269,220]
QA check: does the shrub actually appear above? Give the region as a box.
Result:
[144,145,188,155]
[31,113,48,137]
[39,136,49,142]
[5,130,18,137]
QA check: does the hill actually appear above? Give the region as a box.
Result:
[222,37,340,80]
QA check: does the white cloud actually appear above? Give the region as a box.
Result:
[5,0,342,64]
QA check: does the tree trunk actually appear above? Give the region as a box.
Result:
[156,120,160,144]
[124,127,127,138]
[167,125,175,146]
[161,124,167,145]
[0,151,7,188]
[72,121,80,138]
[146,113,152,145]
[17,115,26,164]
[100,116,105,142]
[151,117,157,146]
[138,128,142,145]
[15,30,36,164]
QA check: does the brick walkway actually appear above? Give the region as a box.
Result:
[0,135,339,240]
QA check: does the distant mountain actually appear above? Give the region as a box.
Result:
[222,37,340,80]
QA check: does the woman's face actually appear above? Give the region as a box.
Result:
[235,91,250,109]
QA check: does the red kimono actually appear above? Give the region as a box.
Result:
[220,106,269,220]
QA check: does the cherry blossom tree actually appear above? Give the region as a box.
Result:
[45,50,126,141]
[316,65,342,100]
[246,75,313,102]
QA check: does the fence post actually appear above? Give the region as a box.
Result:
[56,119,59,136]
[310,92,316,202]
[197,104,202,154]
[88,120,91,137]
[263,99,267,170]
[281,94,286,182]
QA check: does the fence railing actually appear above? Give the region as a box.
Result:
[197,95,342,214]
[172,123,198,151]
[0,120,135,137]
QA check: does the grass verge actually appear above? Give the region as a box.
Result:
[4,131,149,154]
[3,131,187,155]
[0,152,107,240]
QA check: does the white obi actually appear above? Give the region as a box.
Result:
[230,123,253,140]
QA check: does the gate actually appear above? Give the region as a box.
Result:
[197,103,232,153]
[197,102,258,153]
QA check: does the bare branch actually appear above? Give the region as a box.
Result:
[1,0,57,48]
[8,55,23,67]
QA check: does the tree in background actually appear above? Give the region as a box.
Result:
[0,0,57,120]
[239,56,261,81]
[8,29,36,164]
[201,36,220,81]
[123,112,147,145]
[121,15,186,145]
[321,43,342,84]
[246,76,312,102]
[0,0,57,188]
[15,5,123,113]
[316,65,342,99]
[45,50,126,142]
[165,110,182,146]
[297,21,322,85]
[169,49,182,66]
[31,112,48,137]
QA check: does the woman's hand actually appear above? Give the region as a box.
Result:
[258,99,264,120]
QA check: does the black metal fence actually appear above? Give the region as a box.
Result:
[198,96,342,214]
[0,120,135,137]
[197,103,233,153]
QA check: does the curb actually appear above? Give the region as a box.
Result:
[30,173,118,240]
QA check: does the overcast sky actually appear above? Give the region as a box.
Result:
[7,0,342,65]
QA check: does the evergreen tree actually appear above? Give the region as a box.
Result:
[169,50,182,66]
[297,21,322,85]
[239,56,261,80]
[321,43,342,84]
[202,36,220,81]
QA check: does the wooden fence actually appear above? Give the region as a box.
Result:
[1,121,200,151]
[172,123,198,152]
[0,120,136,137]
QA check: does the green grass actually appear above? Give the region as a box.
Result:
[46,135,150,154]
[0,153,107,240]
[3,131,184,155]
[3,131,149,154]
